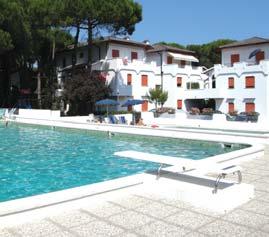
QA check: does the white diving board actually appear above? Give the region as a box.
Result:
[114,150,195,171]
[114,150,243,193]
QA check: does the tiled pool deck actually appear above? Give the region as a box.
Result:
[1,148,269,236]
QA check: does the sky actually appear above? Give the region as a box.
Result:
[131,0,269,46]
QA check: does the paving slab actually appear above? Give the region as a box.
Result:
[197,219,253,236]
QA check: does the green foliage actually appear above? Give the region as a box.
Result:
[0,29,13,51]
[147,88,168,109]
[187,39,236,68]
[159,90,168,107]
[63,69,111,115]
[157,41,186,49]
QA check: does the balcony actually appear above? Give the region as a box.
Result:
[184,88,224,99]
[215,60,269,76]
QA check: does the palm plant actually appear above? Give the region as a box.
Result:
[147,88,168,109]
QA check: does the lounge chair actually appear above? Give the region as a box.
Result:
[86,113,95,123]
[108,115,118,124]
[119,116,127,124]
[114,150,242,194]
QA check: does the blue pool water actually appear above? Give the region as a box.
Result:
[0,123,247,202]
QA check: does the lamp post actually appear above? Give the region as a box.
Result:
[117,89,119,111]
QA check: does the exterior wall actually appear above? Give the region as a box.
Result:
[107,43,146,61]
[213,61,269,122]
[221,43,269,66]
[100,57,204,112]
[55,44,107,70]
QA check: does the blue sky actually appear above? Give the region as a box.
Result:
[131,0,269,45]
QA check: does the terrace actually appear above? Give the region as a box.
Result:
[1,147,269,236]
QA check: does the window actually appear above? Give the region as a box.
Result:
[186,82,200,89]
[142,101,148,112]
[155,85,161,90]
[212,80,216,88]
[112,49,119,58]
[228,77,234,89]
[181,60,186,67]
[167,56,173,64]
[245,102,255,113]
[231,54,240,66]
[245,76,255,88]
[62,58,66,68]
[127,74,132,85]
[131,51,138,61]
[127,105,132,112]
[177,77,182,87]
[177,100,182,109]
[256,51,265,63]
[79,52,84,59]
[141,75,148,86]
[228,102,234,113]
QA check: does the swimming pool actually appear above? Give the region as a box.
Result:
[0,123,247,202]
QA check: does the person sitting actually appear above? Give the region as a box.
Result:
[136,118,145,126]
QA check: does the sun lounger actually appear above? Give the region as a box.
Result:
[108,115,118,124]
[86,113,95,123]
[119,116,127,124]
[114,150,242,193]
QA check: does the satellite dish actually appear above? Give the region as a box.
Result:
[249,49,261,59]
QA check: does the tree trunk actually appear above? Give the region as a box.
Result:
[72,23,80,72]
[1,54,10,107]
[37,71,42,109]
[87,20,93,72]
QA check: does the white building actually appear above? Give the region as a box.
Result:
[56,36,269,124]
[56,37,203,112]
[185,37,269,123]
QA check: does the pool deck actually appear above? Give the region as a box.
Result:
[1,147,269,236]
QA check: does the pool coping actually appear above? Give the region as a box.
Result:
[0,116,265,218]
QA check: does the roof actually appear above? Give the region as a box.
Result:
[220,37,269,49]
[97,37,153,49]
[147,44,195,55]
[59,37,153,53]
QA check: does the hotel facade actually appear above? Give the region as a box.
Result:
[56,37,269,123]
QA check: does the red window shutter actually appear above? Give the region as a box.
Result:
[231,54,240,66]
[167,56,173,64]
[256,51,265,63]
[177,77,182,87]
[131,52,138,61]
[127,74,132,85]
[228,103,234,113]
[142,101,148,112]
[245,103,255,113]
[141,75,148,86]
[245,76,255,88]
[112,49,119,58]
[228,77,234,89]
[177,100,182,109]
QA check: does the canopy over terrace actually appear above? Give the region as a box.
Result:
[168,52,199,63]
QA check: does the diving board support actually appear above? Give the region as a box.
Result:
[157,164,162,179]
[212,165,242,194]
[114,150,244,194]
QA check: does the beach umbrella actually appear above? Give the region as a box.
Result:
[249,49,261,59]
[121,99,145,107]
[95,99,119,117]
[122,99,145,124]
